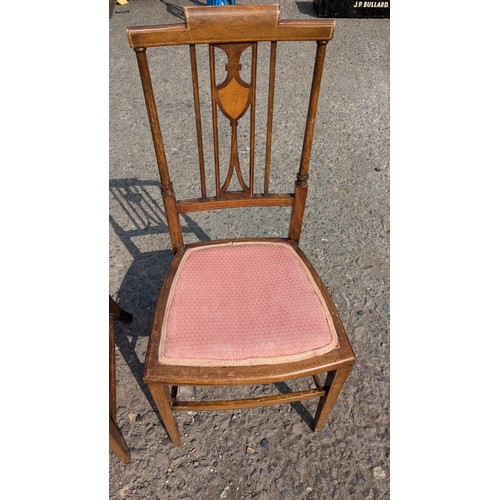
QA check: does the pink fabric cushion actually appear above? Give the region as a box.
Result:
[159,242,339,366]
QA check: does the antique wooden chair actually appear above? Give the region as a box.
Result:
[126,4,355,446]
[109,296,132,462]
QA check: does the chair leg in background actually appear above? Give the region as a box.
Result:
[109,416,131,463]
[149,383,182,446]
[313,365,353,432]
[109,295,134,461]
[109,295,133,324]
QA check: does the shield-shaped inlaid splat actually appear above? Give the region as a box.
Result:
[210,42,256,196]
[218,77,250,121]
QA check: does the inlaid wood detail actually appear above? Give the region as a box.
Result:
[218,78,250,120]
[128,5,336,245]
[127,6,356,448]
[127,5,335,48]
[210,43,257,197]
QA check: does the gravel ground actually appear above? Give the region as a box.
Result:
[109,1,389,498]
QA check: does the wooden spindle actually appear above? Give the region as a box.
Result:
[289,41,328,243]
[189,44,207,199]
[264,41,277,195]
[249,43,257,195]
[209,45,221,198]
[134,48,184,251]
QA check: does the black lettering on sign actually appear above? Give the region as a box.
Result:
[361,1,389,7]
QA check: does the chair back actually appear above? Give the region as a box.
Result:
[126,5,335,251]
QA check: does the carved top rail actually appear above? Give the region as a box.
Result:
[127,4,335,48]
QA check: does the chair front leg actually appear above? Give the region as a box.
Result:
[313,365,353,432]
[149,383,182,446]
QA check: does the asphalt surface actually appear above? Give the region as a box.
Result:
[109,1,389,498]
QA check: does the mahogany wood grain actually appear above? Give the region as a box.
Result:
[264,41,277,195]
[289,40,328,243]
[109,296,133,462]
[127,5,335,48]
[189,44,207,198]
[126,5,354,447]
[172,388,326,411]
[177,193,294,213]
[249,42,257,195]
[212,42,255,197]
[209,44,221,198]
[109,416,131,463]
[313,365,353,432]
[130,5,333,241]
[149,383,182,446]
[134,48,184,252]
[110,296,132,422]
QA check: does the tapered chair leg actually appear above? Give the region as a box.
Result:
[109,416,131,463]
[313,365,353,432]
[149,383,182,446]
[109,294,133,461]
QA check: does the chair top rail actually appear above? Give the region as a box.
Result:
[127,4,335,49]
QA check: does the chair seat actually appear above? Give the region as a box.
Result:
[159,241,340,367]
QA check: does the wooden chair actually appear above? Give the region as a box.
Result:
[109,295,132,463]
[126,4,355,446]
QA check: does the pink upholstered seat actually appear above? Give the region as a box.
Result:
[159,241,339,366]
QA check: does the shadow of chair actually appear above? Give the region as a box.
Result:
[160,0,206,21]
[109,178,210,413]
[295,1,320,17]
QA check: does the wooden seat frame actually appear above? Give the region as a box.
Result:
[126,4,355,446]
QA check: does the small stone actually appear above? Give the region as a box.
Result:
[246,446,256,454]
[193,461,199,467]
[373,466,387,479]
[260,438,270,449]
[118,485,131,498]
[220,486,230,498]
[294,485,305,496]
[352,472,366,488]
